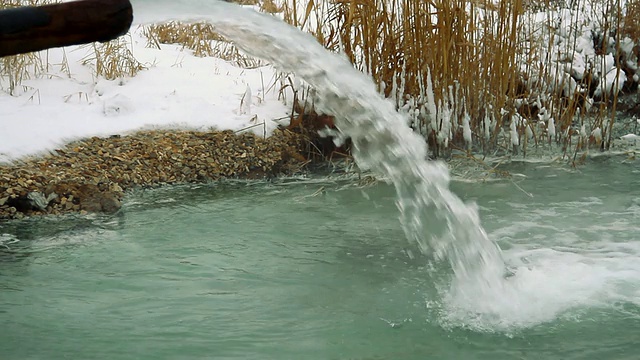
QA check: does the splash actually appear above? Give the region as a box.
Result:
[131,0,507,312]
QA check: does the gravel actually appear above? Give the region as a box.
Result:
[0,128,307,220]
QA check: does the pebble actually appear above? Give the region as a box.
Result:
[0,129,307,220]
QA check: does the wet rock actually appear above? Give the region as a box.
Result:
[81,190,121,214]
[47,183,121,214]
[26,192,58,211]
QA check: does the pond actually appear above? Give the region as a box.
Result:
[1,157,639,359]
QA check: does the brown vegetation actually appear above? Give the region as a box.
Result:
[280,0,640,156]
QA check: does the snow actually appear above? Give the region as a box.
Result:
[620,133,640,144]
[518,2,638,115]
[0,30,290,163]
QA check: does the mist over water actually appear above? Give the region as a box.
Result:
[130,0,507,318]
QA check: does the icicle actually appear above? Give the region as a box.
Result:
[437,99,452,148]
[425,69,437,133]
[462,111,472,148]
[526,123,534,139]
[419,104,427,129]
[390,71,398,108]
[584,97,593,113]
[538,107,549,137]
[514,98,524,109]
[483,110,491,142]
[379,80,386,96]
[448,85,454,106]
[547,116,556,141]
[417,71,425,103]
[399,62,406,108]
[510,115,520,147]
[403,95,416,127]
[454,81,462,123]
[448,85,456,130]
[534,95,542,110]
[591,127,602,143]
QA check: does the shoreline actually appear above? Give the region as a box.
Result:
[1,126,637,222]
[0,128,308,220]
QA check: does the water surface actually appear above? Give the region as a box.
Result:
[1,159,639,359]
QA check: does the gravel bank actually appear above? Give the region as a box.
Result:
[0,129,307,220]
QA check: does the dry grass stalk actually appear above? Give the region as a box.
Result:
[623,0,640,41]
[143,21,265,68]
[231,0,260,5]
[0,51,46,95]
[0,0,56,94]
[260,0,284,13]
[1,0,144,90]
[81,35,146,81]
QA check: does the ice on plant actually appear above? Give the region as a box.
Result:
[510,115,520,147]
[463,112,472,147]
[591,127,603,143]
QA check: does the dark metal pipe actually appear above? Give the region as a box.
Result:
[0,0,133,57]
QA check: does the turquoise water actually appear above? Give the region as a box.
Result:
[1,159,639,359]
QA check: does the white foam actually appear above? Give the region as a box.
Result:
[436,198,640,333]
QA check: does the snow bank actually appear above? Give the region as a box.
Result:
[0,30,290,163]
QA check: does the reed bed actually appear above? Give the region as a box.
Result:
[279,0,640,157]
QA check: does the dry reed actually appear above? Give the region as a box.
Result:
[0,0,54,95]
[142,21,265,68]
[0,0,145,90]
[279,0,639,157]
[81,35,146,81]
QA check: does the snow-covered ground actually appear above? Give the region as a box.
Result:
[0,29,291,163]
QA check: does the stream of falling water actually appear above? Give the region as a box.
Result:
[130,0,508,313]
